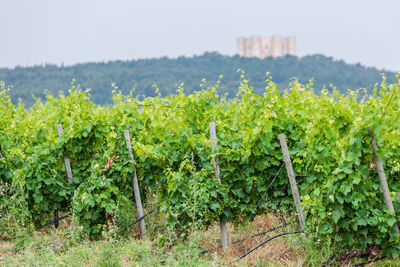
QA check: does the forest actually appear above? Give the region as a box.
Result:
[0,52,396,107]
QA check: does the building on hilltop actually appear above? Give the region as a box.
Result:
[237,35,296,59]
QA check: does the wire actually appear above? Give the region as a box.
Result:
[266,163,285,192]
[35,208,156,231]
[379,88,396,120]
[247,221,295,239]
[138,104,185,110]
[256,163,285,209]
[232,220,296,245]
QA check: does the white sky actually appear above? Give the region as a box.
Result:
[0,0,399,71]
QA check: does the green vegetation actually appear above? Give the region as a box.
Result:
[0,52,397,107]
[1,74,400,265]
[0,223,212,266]
[0,212,310,266]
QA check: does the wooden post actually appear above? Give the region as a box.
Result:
[124,129,146,238]
[278,133,306,231]
[367,127,400,235]
[55,124,73,229]
[209,122,228,250]
[56,124,73,185]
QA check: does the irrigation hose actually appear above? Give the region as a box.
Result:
[353,257,384,267]
[36,215,70,231]
[238,230,303,260]
[246,221,295,239]
[132,208,156,225]
[199,220,296,255]
[35,208,155,231]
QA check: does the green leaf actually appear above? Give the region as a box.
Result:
[210,202,219,211]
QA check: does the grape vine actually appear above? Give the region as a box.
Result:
[1,76,400,258]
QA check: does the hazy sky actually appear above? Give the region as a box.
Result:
[1,0,399,71]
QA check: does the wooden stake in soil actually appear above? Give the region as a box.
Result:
[124,129,146,238]
[209,122,228,250]
[55,124,73,229]
[367,127,400,235]
[278,133,306,231]
[56,124,73,185]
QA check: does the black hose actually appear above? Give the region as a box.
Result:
[199,221,296,255]
[132,208,155,225]
[231,220,296,246]
[353,257,384,267]
[35,208,155,231]
[36,215,70,231]
[238,230,303,260]
[242,221,296,240]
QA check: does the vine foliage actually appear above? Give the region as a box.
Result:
[1,76,400,257]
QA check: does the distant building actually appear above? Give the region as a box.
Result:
[237,35,296,59]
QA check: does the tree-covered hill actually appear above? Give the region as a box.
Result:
[0,52,396,107]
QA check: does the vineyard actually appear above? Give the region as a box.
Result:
[1,75,400,263]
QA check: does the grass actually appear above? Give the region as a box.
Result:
[0,187,398,267]
[1,212,399,266]
[1,232,209,266]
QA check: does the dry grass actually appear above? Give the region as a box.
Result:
[198,214,305,266]
[3,212,400,266]
[0,241,14,263]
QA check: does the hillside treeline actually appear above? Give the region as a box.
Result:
[0,52,396,106]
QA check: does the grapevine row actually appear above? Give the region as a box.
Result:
[1,76,400,258]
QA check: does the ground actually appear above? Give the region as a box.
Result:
[1,213,398,266]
